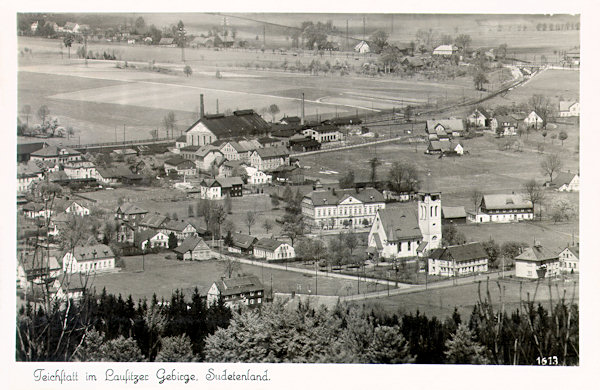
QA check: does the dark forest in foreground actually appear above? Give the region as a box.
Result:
[17,282,578,365]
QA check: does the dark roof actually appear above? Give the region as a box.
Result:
[173,236,209,254]
[96,166,131,179]
[426,119,464,132]
[377,206,422,242]
[18,251,61,273]
[181,145,202,153]
[271,126,301,138]
[495,115,518,126]
[257,137,282,145]
[256,146,290,159]
[186,110,270,139]
[139,213,168,229]
[134,229,162,247]
[280,116,301,124]
[176,135,187,142]
[428,140,454,151]
[231,233,257,249]
[548,172,577,188]
[216,177,244,188]
[472,107,491,118]
[308,124,340,133]
[164,157,195,168]
[254,238,287,251]
[562,246,579,258]
[442,206,466,219]
[30,145,80,157]
[17,142,47,156]
[117,203,148,215]
[72,244,114,261]
[306,188,385,207]
[213,275,264,296]
[429,242,488,263]
[162,219,194,232]
[328,117,362,126]
[515,245,559,262]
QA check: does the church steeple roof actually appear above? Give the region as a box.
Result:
[419,170,440,195]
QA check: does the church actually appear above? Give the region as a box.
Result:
[367,179,442,260]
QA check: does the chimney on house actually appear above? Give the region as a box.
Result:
[200,94,205,119]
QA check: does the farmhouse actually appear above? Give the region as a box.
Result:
[514,245,560,279]
[115,203,148,224]
[206,276,264,308]
[53,275,87,302]
[245,166,272,185]
[138,213,169,230]
[199,178,222,200]
[492,115,519,136]
[425,119,464,139]
[433,44,458,56]
[467,107,492,128]
[17,142,48,163]
[227,233,257,255]
[524,111,544,129]
[303,188,385,229]
[470,194,533,223]
[173,236,211,261]
[559,101,580,117]
[30,146,82,164]
[23,202,53,219]
[17,162,44,194]
[250,147,290,171]
[164,157,196,176]
[545,171,579,192]
[253,238,295,261]
[96,166,131,185]
[442,206,467,224]
[63,161,98,180]
[17,251,61,290]
[185,110,270,147]
[559,245,579,273]
[428,242,488,277]
[279,116,302,126]
[134,229,169,250]
[117,221,135,244]
[303,124,342,143]
[368,184,442,259]
[160,220,201,242]
[158,37,175,47]
[65,200,91,216]
[354,41,370,53]
[271,165,304,185]
[188,146,225,172]
[218,177,244,197]
[62,244,115,274]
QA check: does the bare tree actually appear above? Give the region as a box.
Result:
[221,257,241,278]
[523,179,545,220]
[540,153,563,183]
[470,189,483,211]
[262,219,273,234]
[162,111,176,138]
[37,105,50,126]
[369,157,382,185]
[245,211,257,235]
[21,105,32,127]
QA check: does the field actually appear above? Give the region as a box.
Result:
[91,255,386,302]
[363,276,579,320]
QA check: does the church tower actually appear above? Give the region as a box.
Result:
[417,173,442,251]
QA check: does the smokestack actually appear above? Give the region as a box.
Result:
[216,99,219,114]
[200,94,205,119]
[301,93,305,125]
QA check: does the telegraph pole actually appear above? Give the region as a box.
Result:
[123,124,125,142]
[346,19,349,51]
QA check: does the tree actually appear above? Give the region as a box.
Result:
[281,213,305,246]
[501,241,525,261]
[188,204,194,217]
[176,20,186,61]
[470,189,483,211]
[523,179,545,220]
[482,239,500,268]
[245,211,257,235]
[163,111,176,138]
[267,104,280,123]
[37,105,50,126]
[542,130,548,142]
[559,131,568,146]
[365,326,415,364]
[368,157,382,185]
[221,257,241,278]
[344,232,359,255]
[262,219,273,234]
[497,43,508,59]
[63,35,74,59]
[270,196,280,208]
[155,334,196,362]
[168,232,178,249]
[223,230,234,247]
[442,225,467,246]
[224,195,232,214]
[183,65,192,77]
[540,153,563,183]
[403,105,413,123]
[473,71,488,91]
[528,94,554,128]
[135,17,146,34]
[387,162,420,193]
[369,30,389,54]
[444,324,489,364]
[454,34,472,51]
[21,104,31,127]
[211,205,227,239]
[339,170,355,189]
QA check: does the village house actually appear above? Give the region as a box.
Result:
[30,145,82,165]
[17,162,44,194]
[467,107,492,128]
[23,202,53,220]
[218,141,244,161]
[559,245,579,273]
[63,160,98,180]
[138,213,169,231]
[524,111,544,129]
[368,184,442,259]
[227,233,257,255]
[65,200,91,216]
[279,116,302,126]
[181,145,224,172]
[206,276,264,308]
[164,157,196,176]
[469,194,534,223]
[218,160,245,178]
[116,221,135,244]
[441,206,467,224]
[249,147,290,171]
[290,137,321,152]
[354,41,370,53]
[245,166,272,185]
[425,140,464,155]
[185,109,270,147]
[160,220,201,243]
[96,166,131,186]
[17,251,61,290]
[271,165,304,185]
[258,136,287,149]
[62,244,115,274]
[199,178,222,200]
[545,171,579,192]
[115,203,148,224]
[433,44,458,56]
[253,238,295,261]
[175,135,188,150]
[218,177,244,197]
[326,117,363,135]
[135,229,169,250]
[302,188,385,229]
[514,244,560,279]
[428,242,489,277]
[559,101,580,117]
[425,119,464,140]
[303,124,342,143]
[158,37,176,47]
[17,142,48,163]
[173,236,211,260]
[492,115,519,136]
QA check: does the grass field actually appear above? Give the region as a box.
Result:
[91,255,386,302]
[362,276,579,320]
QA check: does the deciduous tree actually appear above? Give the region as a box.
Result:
[540,153,563,183]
